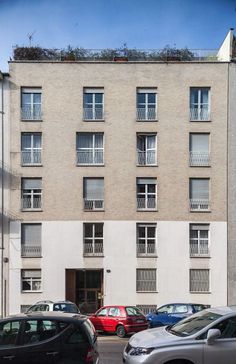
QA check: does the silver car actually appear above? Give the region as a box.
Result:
[123,306,236,364]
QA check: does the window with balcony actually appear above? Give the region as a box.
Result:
[136,269,157,292]
[137,134,157,165]
[189,133,210,166]
[190,224,209,257]
[83,178,104,210]
[189,178,210,211]
[137,88,157,121]
[76,133,104,165]
[21,178,42,210]
[21,88,42,120]
[190,87,210,121]
[21,269,42,292]
[21,133,42,165]
[137,223,157,256]
[21,224,42,258]
[83,223,103,256]
[83,88,104,120]
[190,269,209,293]
[137,178,157,210]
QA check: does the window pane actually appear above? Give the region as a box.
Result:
[33,134,41,148]
[22,93,31,104]
[84,224,93,237]
[190,89,198,104]
[190,179,209,199]
[84,179,104,199]
[147,93,156,103]
[84,94,93,105]
[94,224,103,237]
[77,134,93,148]
[201,89,209,103]
[94,134,103,148]
[22,134,31,149]
[147,226,156,238]
[95,93,103,103]
[33,94,41,103]
[148,185,156,193]
[138,226,145,238]
[21,224,41,246]
[137,93,145,104]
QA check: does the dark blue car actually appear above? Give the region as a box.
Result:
[146,303,210,328]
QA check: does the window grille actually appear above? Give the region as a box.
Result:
[190,269,209,292]
[136,269,156,292]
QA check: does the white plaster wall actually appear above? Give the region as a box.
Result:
[9,220,227,314]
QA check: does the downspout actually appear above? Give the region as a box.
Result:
[0,72,4,317]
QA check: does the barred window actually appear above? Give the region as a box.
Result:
[136,269,156,292]
[190,269,209,293]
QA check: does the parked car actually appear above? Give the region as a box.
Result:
[0,311,99,363]
[89,305,148,338]
[146,302,210,328]
[123,306,236,364]
[26,300,80,314]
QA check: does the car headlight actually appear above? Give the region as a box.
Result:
[130,347,154,356]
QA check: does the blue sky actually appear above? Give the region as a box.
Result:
[0,0,235,71]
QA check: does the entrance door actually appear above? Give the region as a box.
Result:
[66,269,103,314]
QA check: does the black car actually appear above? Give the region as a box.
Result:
[0,312,99,363]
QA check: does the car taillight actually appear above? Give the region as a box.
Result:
[85,347,94,363]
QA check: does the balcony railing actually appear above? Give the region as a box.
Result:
[189,151,210,166]
[21,245,42,257]
[137,108,157,121]
[84,199,104,210]
[137,197,156,210]
[137,243,156,256]
[190,241,209,257]
[77,150,104,165]
[21,196,42,210]
[137,151,156,165]
[21,105,42,120]
[190,107,210,121]
[83,242,103,256]
[21,150,42,165]
[190,199,210,211]
[83,108,104,120]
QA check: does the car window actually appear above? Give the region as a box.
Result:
[126,307,143,316]
[67,327,88,344]
[54,303,78,313]
[158,305,174,314]
[214,316,236,339]
[97,308,107,316]
[0,320,21,347]
[174,305,188,313]
[22,320,57,345]
[193,304,206,312]
[108,307,120,317]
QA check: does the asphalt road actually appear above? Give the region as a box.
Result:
[98,334,129,364]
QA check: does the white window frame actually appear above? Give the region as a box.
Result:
[21,178,42,211]
[136,269,157,292]
[189,178,210,211]
[76,133,104,165]
[189,133,210,166]
[21,269,42,292]
[83,223,104,256]
[137,223,157,256]
[137,178,157,210]
[21,133,42,165]
[137,134,157,166]
[190,87,210,121]
[189,224,210,257]
[137,88,157,121]
[21,88,42,120]
[83,178,104,210]
[189,269,210,293]
[83,88,104,120]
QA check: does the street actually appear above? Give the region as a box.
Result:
[98,334,129,364]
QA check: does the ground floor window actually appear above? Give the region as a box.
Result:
[136,269,156,292]
[21,269,42,292]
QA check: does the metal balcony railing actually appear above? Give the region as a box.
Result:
[21,196,42,210]
[137,151,156,165]
[137,108,157,121]
[83,242,103,256]
[137,197,156,210]
[190,107,210,121]
[84,199,104,210]
[21,150,42,165]
[77,150,104,165]
[189,151,210,166]
[83,108,104,120]
[190,199,210,211]
[137,243,156,256]
[190,241,209,257]
[21,105,42,120]
[21,245,42,257]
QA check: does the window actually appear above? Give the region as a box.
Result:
[137,134,157,165]
[108,307,121,317]
[137,223,156,256]
[21,88,42,120]
[83,88,104,120]
[137,178,157,210]
[189,133,210,166]
[76,133,104,165]
[0,321,21,347]
[83,223,103,256]
[21,178,42,210]
[158,305,174,314]
[136,269,156,292]
[190,87,210,121]
[21,269,42,292]
[21,133,42,165]
[83,178,104,210]
[189,178,210,211]
[21,224,42,258]
[213,316,236,339]
[190,224,209,257]
[190,269,209,292]
[137,88,157,121]
[22,320,57,344]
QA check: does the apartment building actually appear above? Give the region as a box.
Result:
[6,32,234,315]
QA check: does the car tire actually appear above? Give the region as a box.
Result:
[116,325,126,338]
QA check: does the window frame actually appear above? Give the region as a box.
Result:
[189,178,210,212]
[136,223,157,257]
[21,133,42,166]
[21,87,42,121]
[83,88,104,121]
[76,132,104,165]
[189,133,210,167]
[137,133,157,166]
[21,269,42,293]
[21,178,42,211]
[137,178,157,210]
[136,268,157,292]
[189,224,210,257]
[83,223,104,256]
[83,177,104,211]
[190,87,210,121]
[189,269,210,293]
[136,88,157,121]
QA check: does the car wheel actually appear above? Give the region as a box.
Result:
[116,325,126,338]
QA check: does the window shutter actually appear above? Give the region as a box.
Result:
[84,178,104,199]
[22,178,42,189]
[190,134,209,152]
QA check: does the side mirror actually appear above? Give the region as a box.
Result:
[206,329,221,344]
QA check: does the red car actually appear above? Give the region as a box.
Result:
[89,305,148,338]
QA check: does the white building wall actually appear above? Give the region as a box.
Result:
[9,220,227,314]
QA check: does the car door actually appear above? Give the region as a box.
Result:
[156,304,175,326]
[172,304,189,322]
[90,307,108,331]
[0,319,22,363]
[203,316,236,364]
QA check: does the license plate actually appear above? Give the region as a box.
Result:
[136,320,144,323]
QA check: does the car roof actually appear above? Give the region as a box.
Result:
[0,312,87,323]
[206,306,236,315]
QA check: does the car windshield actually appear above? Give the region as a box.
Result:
[167,310,222,337]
